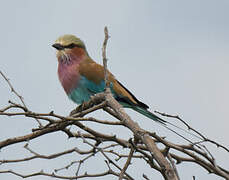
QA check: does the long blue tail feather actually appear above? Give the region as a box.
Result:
[132,106,167,125]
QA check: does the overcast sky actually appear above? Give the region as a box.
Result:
[0,1,228,180]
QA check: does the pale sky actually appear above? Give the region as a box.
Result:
[0,1,228,179]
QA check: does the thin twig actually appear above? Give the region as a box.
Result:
[119,146,134,180]
[79,132,134,180]
[143,174,150,180]
[0,70,43,127]
[0,70,27,108]
[102,26,110,88]
[167,153,180,180]
[155,110,229,153]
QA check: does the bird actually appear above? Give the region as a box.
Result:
[52,34,166,124]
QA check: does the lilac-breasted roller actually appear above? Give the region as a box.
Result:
[52,34,166,124]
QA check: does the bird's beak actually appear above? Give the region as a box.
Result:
[52,43,64,50]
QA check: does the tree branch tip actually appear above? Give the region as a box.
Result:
[24,143,28,148]
[32,128,39,132]
[104,160,108,164]
[115,157,120,161]
[163,147,170,156]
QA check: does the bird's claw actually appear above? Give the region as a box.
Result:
[69,102,86,116]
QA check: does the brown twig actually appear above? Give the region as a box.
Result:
[0,169,121,179]
[167,153,180,180]
[154,110,229,153]
[0,70,43,127]
[119,146,134,180]
[143,174,150,180]
[0,70,27,108]
[102,26,110,88]
[79,132,135,180]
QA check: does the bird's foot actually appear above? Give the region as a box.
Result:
[69,102,87,116]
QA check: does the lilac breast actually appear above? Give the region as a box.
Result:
[58,61,80,94]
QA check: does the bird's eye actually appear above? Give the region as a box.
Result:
[64,43,76,49]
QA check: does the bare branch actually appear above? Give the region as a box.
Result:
[102,26,110,88]
[119,146,134,180]
[0,70,27,108]
[0,27,228,180]
[0,71,42,127]
[0,169,122,179]
[167,153,180,180]
[155,110,229,153]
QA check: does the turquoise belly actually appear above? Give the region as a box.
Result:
[68,76,113,104]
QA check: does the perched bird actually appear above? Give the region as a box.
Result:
[52,34,166,124]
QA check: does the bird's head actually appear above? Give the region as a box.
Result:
[52,34,88,61]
